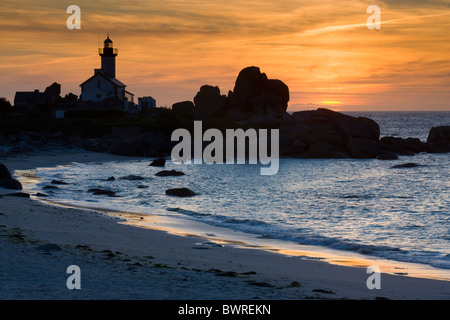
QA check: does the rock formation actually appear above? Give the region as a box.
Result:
[1,66,448,161]
[0,163,23,190]
[194,85,227,120]
[155,170,185,177]
[284,108,380,158]
[165,188,196,197]
[170,66,450,159]
[149,158,166,167]
[228,66,289,115]
[426,126,450,153]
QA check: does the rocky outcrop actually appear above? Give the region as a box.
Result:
[0,179,23,190]
[379,137,426,155]
[280,108,380,158]
[194,85,227,120]
[228,66,289,115]
[292,109,380,141]
[0,163,11,180]
[5,192,29,198]
[84,131,173,157]
[172,66,450,159]
[0,127,169,159]
[0,132,51,154]
[175,66,290,123]
[172,67,396,159]
[427,126,450,143]
[172,101,194,119]
[426,126,450,153]
[2,66,447,162]
[149,158,166,167]
[0,163,23,190]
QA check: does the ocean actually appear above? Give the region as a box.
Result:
[26,112,450,273]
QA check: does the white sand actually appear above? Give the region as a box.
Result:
[1,150,449,300]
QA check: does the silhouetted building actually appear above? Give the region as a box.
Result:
[14,82,61,113]
[80,36,134,109]
[53,93,79,119]
[138,96,156,110]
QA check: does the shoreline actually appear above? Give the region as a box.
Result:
[1,150,449,300]
[37,197,450,282]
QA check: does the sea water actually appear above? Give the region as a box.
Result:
[26,112,450,271]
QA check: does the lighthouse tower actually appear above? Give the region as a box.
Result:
[99,36,118,78]
[80,35,138,110]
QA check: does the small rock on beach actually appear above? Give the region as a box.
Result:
[156,170,185,177]
[0,163,23,190]
[88,188,116,196]
[165,188,196,197]
[149,158,166,167]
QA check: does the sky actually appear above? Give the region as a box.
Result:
[1,0,450,111]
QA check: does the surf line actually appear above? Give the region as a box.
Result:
[171,121,279,176]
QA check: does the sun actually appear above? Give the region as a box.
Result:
[320,101,342,105]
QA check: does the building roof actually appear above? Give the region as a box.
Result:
[79,71,126,88]
[139,96,156,100]
[14,92,37,105]
[14,90,59,105]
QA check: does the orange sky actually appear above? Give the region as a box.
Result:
[1,0,450,111]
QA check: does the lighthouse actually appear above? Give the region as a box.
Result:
[80,35,134,108]
[99,36,118,78]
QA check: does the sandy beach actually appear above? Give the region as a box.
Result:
[1,150,449,300]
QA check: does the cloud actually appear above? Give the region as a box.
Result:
[0,0,449,111]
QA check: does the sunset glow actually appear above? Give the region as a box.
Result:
[320,101,342,105]
[1,0,450,111]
